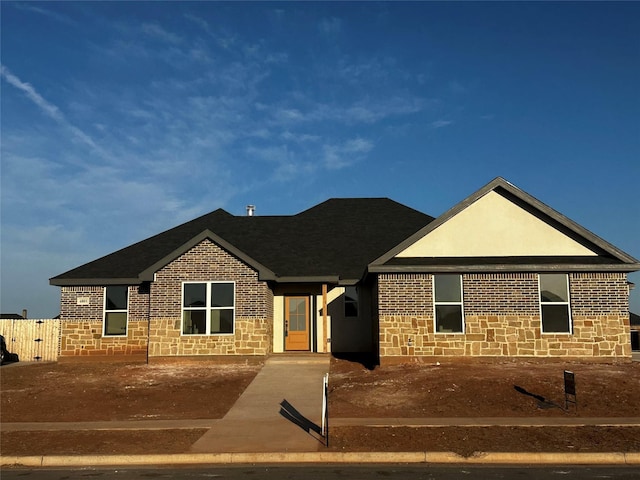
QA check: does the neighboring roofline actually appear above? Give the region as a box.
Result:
[370,263,640,274]
[369,177,640,268]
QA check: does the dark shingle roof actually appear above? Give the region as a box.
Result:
[50,198,434,286]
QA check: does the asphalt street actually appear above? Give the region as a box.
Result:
[2,465,640,480]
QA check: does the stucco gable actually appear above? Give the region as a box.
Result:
[397,190,597,257]
[371,177,640,272]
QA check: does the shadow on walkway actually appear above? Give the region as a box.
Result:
[279,399,324,443]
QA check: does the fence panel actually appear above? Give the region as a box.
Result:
[0,319,60,362]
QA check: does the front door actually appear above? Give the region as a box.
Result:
[284,296,310,351]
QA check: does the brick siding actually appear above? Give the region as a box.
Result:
[58,239,273,358]
[378,272,630,361]
[148,239,273,356]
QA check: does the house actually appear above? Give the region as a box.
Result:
[50,178,640,363]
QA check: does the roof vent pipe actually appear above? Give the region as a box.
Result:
[246,205,255,217]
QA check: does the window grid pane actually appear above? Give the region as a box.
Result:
[184,283,206,307]
[433,275,464,333]
[182,282,235,335]
[539,274,571,334]
[434,274,461,302]
[104,312,127,336]
[104,286,128,336]
[541,305,570,333]
[540,274,569,302]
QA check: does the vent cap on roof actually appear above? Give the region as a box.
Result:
[246,205,255,216]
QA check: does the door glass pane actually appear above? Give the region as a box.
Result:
[184,283,206,307]
[289,298,306,331]
[105,312,127,335]
[106,286,128,310]
[434,275,461,302]
[540,274,568,302]
[211,283,234,307]
[435,305,463,333]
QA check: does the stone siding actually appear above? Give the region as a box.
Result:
[148,239,273,356]
[59,285,150,357]
[59,319,148,357]
[378,272,630,361]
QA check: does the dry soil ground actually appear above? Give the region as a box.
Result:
[1,356,639,456]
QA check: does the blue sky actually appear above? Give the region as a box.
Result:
[1,1,639,318]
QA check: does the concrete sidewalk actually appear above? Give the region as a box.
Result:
[3,416,640,432]
[189,354,330,453]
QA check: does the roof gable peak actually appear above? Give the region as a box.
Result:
[371,177,640,268]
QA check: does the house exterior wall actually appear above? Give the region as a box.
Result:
[148,239,273,357]
[378,272,630,363]
[59,285,149,357]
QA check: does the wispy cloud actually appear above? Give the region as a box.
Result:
[318,17,342,35]
[11,3,77,26]
[430,119,454,129]
[141,23,183,44]
[1,65,106,156]
[323,137,374,169]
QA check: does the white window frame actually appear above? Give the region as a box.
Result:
[103,286,129,337]
[181,281,235,336]
[538,273,573,334]
[433,274,465,334]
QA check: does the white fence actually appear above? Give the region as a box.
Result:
[0,319,60,362]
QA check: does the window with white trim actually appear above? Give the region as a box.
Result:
[104,286,128,336]
[433,274,464,333]
[344,286,358,318]
[539,274,572,333]
[182,282,235,335]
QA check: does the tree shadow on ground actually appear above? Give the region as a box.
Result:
[514,385,563,410]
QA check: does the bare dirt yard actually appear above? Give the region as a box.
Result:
[328,355,640,456]
[1,356,639,456]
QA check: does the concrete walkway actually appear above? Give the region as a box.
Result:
[189,354,330,453]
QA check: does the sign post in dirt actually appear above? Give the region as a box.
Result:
[564,370,577,411]
[322,372,329,447]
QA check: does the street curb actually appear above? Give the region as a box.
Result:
[2,451,639,467]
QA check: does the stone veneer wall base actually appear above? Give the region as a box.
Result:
[379,355,633,366]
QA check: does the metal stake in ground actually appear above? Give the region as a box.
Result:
[564,370,577,412]
[322,372,329,447]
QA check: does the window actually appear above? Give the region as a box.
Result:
[433,274,464,333]
[182,282,235,335]
[344,286,358,318]
[104,286,128,336]
[539,274,571,333]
